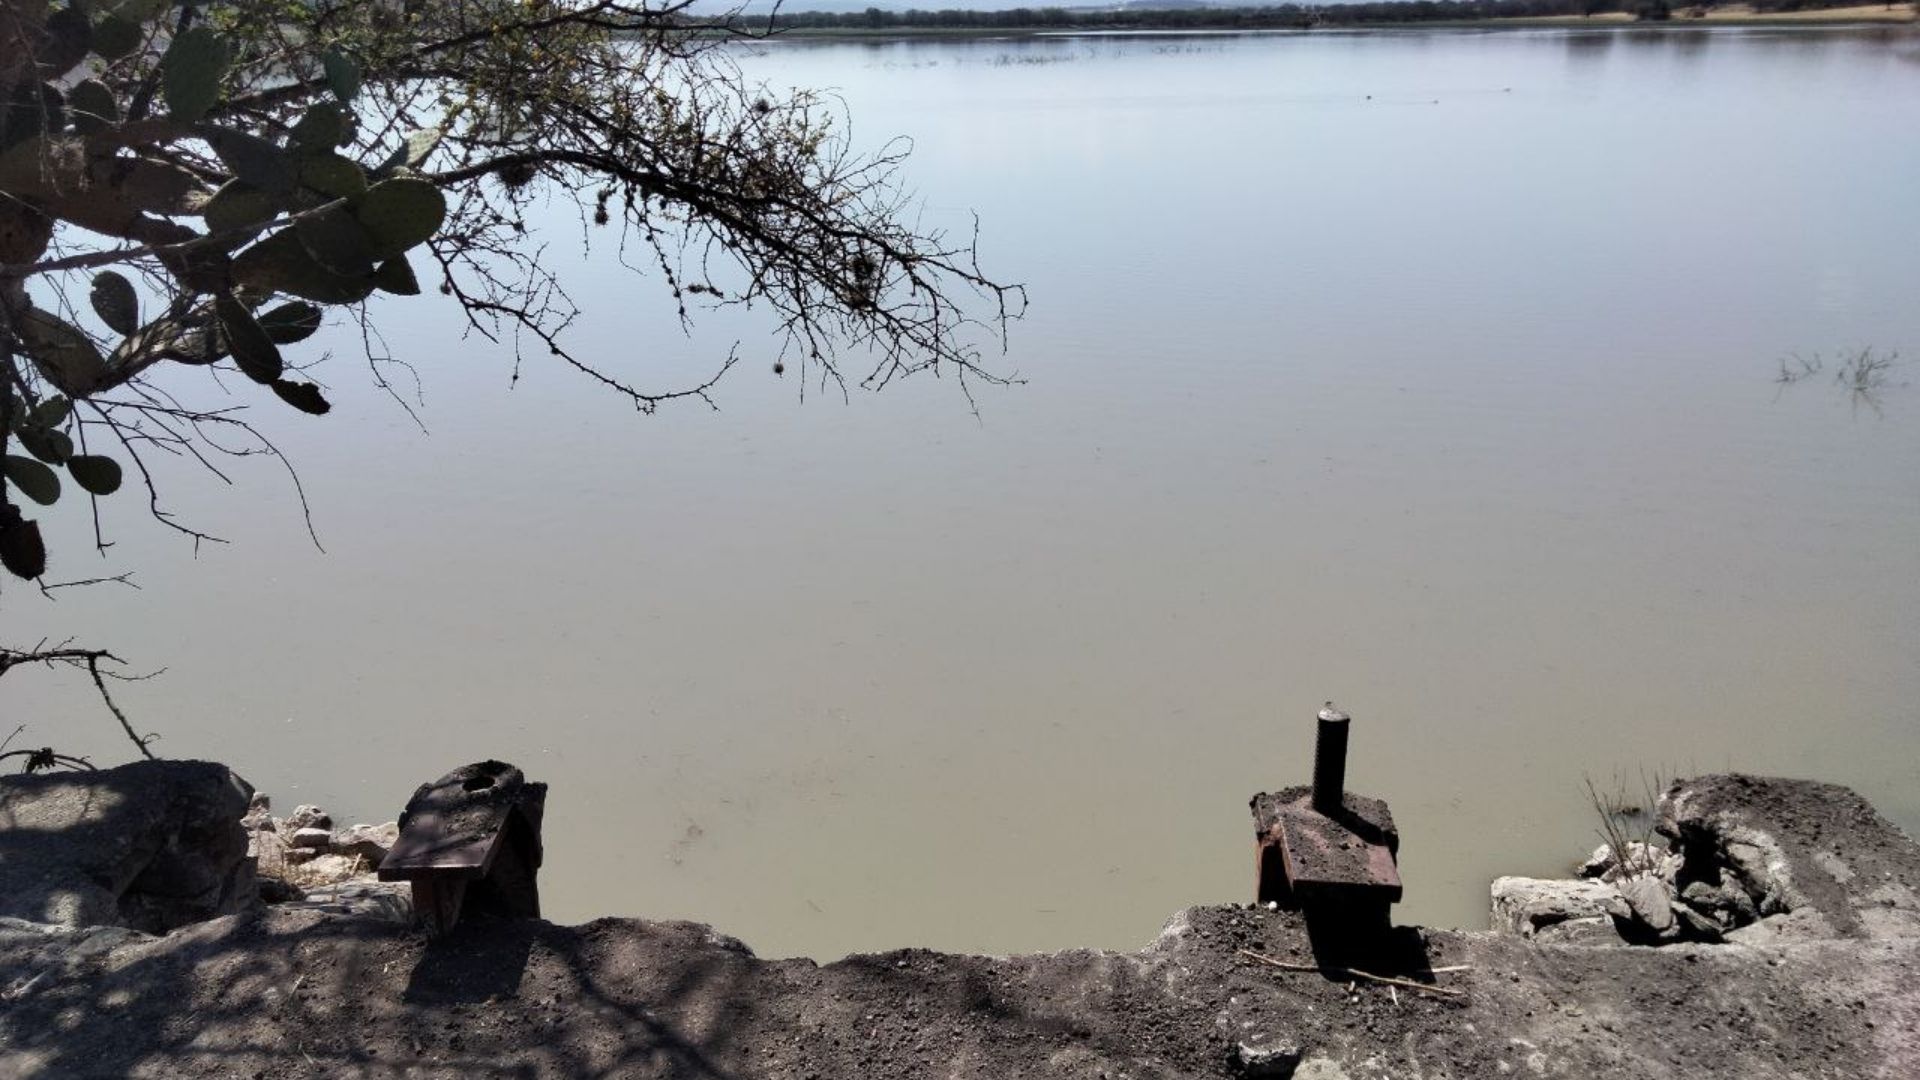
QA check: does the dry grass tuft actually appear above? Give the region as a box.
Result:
[1583,769,1669,879]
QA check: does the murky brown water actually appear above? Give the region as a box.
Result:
[7,27,1918,959]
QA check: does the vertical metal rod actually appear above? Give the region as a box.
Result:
[1312,702,1350,814]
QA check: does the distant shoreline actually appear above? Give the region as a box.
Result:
[724,4,1914,40]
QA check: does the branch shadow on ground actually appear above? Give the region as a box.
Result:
[0,910,757,1078]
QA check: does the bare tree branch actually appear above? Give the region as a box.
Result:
[0,642,160,760]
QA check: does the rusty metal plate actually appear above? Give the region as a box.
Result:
[378,761,546,883]
[1261,789,1402,905]
[379,822,501,881]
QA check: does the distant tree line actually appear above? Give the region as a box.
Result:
[760,0,1901,30]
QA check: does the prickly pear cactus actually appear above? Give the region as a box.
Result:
[161,27,231,122]
[89,271,139,336]
[0,0,482,586]
[356,178,448,260]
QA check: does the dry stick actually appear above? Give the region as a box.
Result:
[1235,949,1466,999]
[86,654,155,760]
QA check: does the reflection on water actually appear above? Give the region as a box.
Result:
[7,27,1917,960]
[1564,29,1619,55]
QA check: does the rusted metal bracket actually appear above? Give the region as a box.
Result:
[1251,705,1401,932]
[377,761,546,935]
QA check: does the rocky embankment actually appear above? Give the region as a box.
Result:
[242,795,409,922]
[1495,774,1920,949]
[0,766,1915,1078]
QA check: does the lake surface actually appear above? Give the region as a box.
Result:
[9,26,1918,959]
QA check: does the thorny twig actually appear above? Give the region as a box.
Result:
[38,573,140,598]
[0,748,96,773]
[0,643,161,760]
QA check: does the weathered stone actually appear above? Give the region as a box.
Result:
[1577,841,1680,883]
[0,916,147,958]
[1722,840,1790,915]
[1233,1039,1303,1078]
[1679,879,1759,930]
[0,760,255,933]
[1722,883,1758,924]
[1673,902,1724,942]
[331,822,399,865]
[290,827,333,850]
[240,791,273,832]
[1577,843,1616,877]
[279,880,412,923]
[296,854,367,884]
[1534,916,1625,946]
[282,805,332,833]
[1607,876,1679,944]
[1490,877,1617,939]
[248,826,288,864]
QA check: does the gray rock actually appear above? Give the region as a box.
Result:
[280,881,412,924]
[1533,915,1625,946]
[1233,1039,1303,1078]
[0,916,149,967]
[1720,882,1759,923]
[289,827,333,850]
[1680,880,1718,907]
[330,822,399,865]
[1577,843,1616,878]
[296,854,369,884]
[282,805,332,833]
[240,791,273,832]
[1608,875,1680,944]
[1577,841,1679,883]
[1679,879,1759,930]
[0,760,255,933]
[1491,877,1617,939]
[1673,903,1724,942]
[1722,840,1791,915]
[248,827,291,869]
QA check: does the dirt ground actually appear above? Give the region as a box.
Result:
[1,773,1917,1078]
[0,902,1914,1078]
